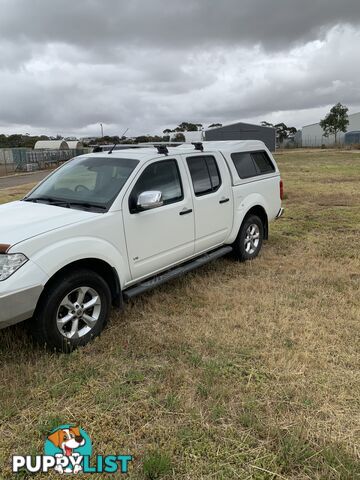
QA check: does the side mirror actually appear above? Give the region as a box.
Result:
[137,191,163,211]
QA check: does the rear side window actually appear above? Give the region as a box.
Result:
[252,152,275,174]
[186,155,221,196]
[231,151,275,179]
[231,152,258,179]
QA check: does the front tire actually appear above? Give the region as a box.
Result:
[232,215,264,262]
[31,269,111,352]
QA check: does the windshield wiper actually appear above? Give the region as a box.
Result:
[23,196,66,205]
[23,197,106,211]
[66,201,107,210]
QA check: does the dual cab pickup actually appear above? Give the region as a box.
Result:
[0,141,283,351]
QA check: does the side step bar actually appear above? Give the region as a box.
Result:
[123,245,233,300]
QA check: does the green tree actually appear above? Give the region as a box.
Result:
[0,134,50,148]
[275,123,291,143]
[261,121,297,144]
[172,132,185,142]
[178,122,198,132]
[320,103,349,144]
[163,122,203,134]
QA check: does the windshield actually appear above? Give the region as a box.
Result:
[24,156,139,211]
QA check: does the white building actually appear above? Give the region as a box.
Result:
[302,111,360,147]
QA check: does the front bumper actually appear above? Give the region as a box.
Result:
[0,285,43,328]
[276,207,284,219]
[0,259,47,329]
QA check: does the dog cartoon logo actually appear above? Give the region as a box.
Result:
[44,424,92,474]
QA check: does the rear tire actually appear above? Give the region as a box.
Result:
[232,215,264,262]
[31,269,111,352]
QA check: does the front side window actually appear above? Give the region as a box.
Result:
[186,155,221,196]
[129,159,183,212]
[24,156,139,211]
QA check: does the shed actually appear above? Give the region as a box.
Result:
[67,140,83,149]
[34,140,69,150]
[344,131,360,145]
[205,122,276,151]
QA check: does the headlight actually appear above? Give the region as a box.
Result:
[0,254,28,281]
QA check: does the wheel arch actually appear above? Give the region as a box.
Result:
[39,258,122,309]
[242,205,268,239]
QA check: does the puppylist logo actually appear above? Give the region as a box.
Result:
[12,424,132,475]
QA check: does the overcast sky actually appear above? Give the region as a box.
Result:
[0,0,360,138]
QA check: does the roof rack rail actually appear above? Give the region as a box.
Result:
[96,142,207,153]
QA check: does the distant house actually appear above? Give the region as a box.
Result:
[34,140,69,150]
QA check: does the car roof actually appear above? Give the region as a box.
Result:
[85,140,267,164]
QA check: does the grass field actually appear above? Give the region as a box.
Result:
[0,150,359,479]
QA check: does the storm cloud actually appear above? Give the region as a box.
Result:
[0,0,359,136]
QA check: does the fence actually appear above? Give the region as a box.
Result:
[24,149,85,171]
[0,148,90,176]
[301,134,346,148]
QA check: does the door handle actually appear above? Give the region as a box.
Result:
[219,198,230,204]
[179,208,193,216]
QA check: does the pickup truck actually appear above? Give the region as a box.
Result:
[0,141,283,351]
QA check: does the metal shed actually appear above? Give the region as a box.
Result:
[205,122,276,151]
[34,140,69,150]
[67,140,83,149]
[344,131,360,145]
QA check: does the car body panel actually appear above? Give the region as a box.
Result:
[0,201,98,247]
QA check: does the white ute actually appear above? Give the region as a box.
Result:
[0,141,284,351]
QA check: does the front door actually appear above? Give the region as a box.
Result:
[122,157,195,281]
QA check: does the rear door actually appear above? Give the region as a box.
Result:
[183,152,233,254]
[122,157,195,281]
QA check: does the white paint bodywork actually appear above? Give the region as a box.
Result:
[0,140,282,327]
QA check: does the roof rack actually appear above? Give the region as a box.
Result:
[100,141,204,153]
[192,142,204,152]
[156,145,169,155]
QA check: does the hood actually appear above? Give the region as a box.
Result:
[0,201,98,248]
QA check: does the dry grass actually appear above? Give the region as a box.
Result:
[0,150,359,479]
[0,182,37,204]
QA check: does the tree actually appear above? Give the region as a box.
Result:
[178,122,198,132]
[0,133,50,148]
[261,122,297,144]
[172,133,185,142]
[163,122,203,134]
[275,123,291,143]
[320,103,349,144]
[208,123,222,128]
